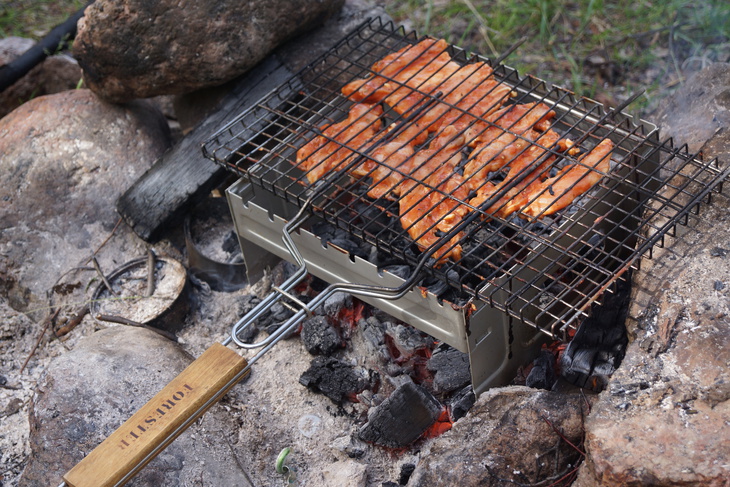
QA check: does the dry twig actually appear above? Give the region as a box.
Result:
[20,308,60,375]
[54,304,90,338]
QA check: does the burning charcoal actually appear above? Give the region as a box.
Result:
[448,385,476,421]
[358,381,442,448]
[460,226,508,274]
[426,344,471,394]
[385,323,434,361]
[312,221,334,239]
[312,222,372,261]
[385,362,405,377]
[522,216,556,238]
[421,269,461,299]
[270,260,299,287]
[360,316,389,361]
[323,291,352,318]
[592,360,616,379]
[433,288,469,308]
[235,294,262,343]
[420,276,448,296]
[300,316,343,355]
[525,349,557,390]
[299,356,374,404]
[559,277,629,388]
[260,302,295,335]
[561,346,597,381]
[328,234,370,260]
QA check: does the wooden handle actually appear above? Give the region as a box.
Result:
[63,343,249,487]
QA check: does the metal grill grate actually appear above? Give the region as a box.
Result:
[203,17,728,338]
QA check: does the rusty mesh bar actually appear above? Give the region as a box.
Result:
[203,17,729,337]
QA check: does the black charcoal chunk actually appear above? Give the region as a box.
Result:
[381,264,412,280]
[399,463,416,485]
[710,246,728,257]
[358,382,442,448]
[386,323,434,359]
[235,294,262,343]
[323,291,352,318]
[261,302,295,335]
[448,385,476,421]
[426,344,471,394]
[299,356,373,404]
[300,316,343,355]
[525,349,557,390]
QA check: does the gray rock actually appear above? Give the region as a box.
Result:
[0,89,170,312]
[409,386,589,487]
[19,326,251,486]
[574,63,730,487]
[73,0,346,102]
[0,37,82,119]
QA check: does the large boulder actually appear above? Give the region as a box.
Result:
[408,386,589,486]
[0,37,82,119]
[0,89,171,312]
[574,64,730,486]
[19,326,252,486]
[73,0,346,102]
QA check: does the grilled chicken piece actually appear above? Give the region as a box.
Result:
[296,103,383,183]
[519,138,614,218]
[299,36,614,266]
[341,38,456,104]
[463,103,556,184]
[398,127,469,262]
[475,129,562,218]
[386,62,511,134]
[351,123,426,199]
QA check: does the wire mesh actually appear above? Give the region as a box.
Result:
[203,17,728,336]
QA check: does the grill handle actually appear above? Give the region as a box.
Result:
[61,343,249,487]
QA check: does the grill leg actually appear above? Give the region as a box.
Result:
[467,302,546,396]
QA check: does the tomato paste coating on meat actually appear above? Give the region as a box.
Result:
[341,38,456,104]
[294,38,614,265]
[296,103,383,183]
[519,138,614,218]
[398,126,469,262]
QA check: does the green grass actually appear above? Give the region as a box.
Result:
[3,0,728,119]
[385,0,730,118]
[0,0,86,40]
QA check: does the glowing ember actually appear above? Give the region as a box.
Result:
[421,407,453,439]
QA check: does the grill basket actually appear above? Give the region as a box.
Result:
[203,17,728,344]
